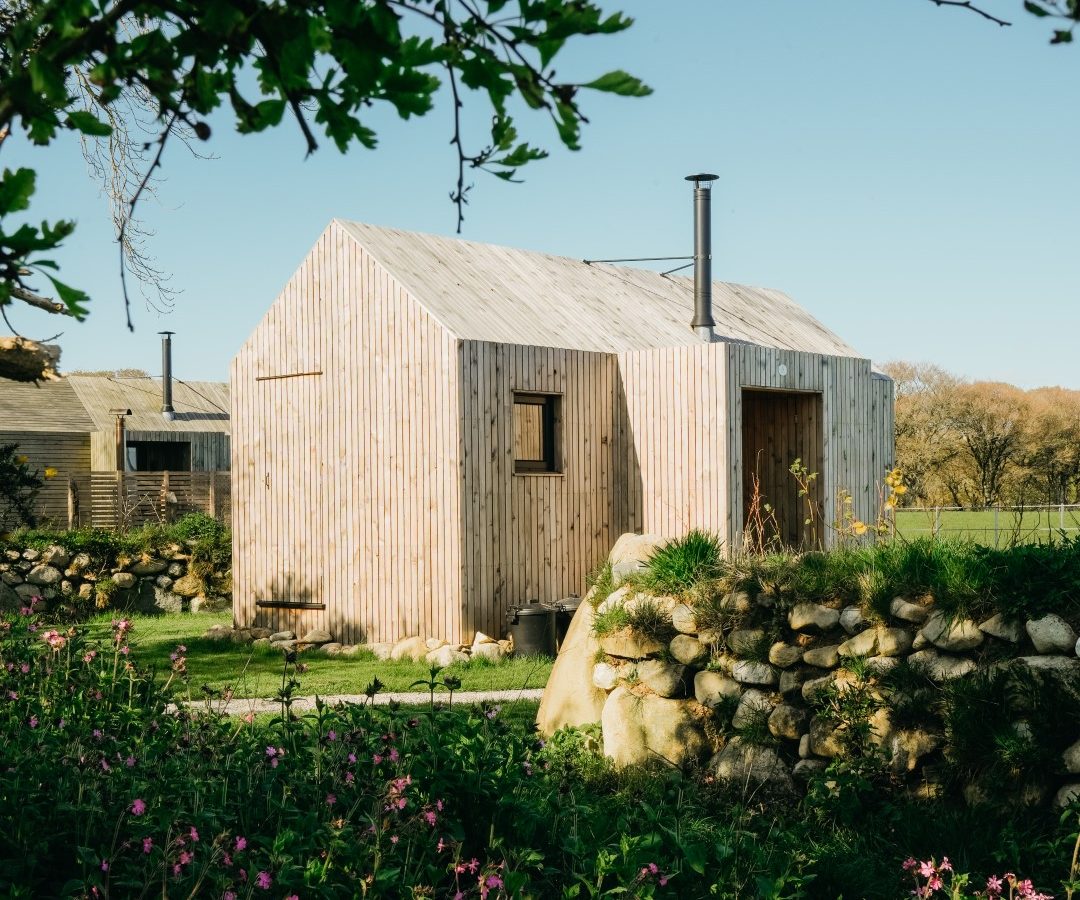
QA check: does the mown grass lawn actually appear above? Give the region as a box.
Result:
[894,506,1080,545]
[84,611,553,700]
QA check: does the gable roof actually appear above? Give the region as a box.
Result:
[0,375,229,434]
[67,376,229,433]
[0,378,96,432]
[336,220,862,358]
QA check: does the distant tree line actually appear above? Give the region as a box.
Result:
[883,362,1080,508]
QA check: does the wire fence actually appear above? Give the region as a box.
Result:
[892,504,1080,547]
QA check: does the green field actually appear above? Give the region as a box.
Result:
[83,611,553,700]
[893,506,1080,546]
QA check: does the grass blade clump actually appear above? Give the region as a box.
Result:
[642,530,724,595]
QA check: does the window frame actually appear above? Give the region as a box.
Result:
[512,391,562,476]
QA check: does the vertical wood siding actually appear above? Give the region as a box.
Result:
[0,431,90,525]
[232,223,462,644]
[616,343,729,542]
[457,341,625,640]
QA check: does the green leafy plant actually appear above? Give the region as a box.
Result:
[0,442,43,531]
[641,530,725,595]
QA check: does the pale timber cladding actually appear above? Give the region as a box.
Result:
[232,220,894,644]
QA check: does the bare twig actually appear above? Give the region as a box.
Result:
[10,285,70,315]
[445,62,469,234]
[927,0,1012,27]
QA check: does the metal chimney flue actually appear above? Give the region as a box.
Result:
[159,331,176,422]
[685,173,719,341]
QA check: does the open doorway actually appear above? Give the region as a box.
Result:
[741,389,824,548]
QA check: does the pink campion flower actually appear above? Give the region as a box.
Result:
[659,876,669,887]
[388,748,399,762]
[142,838,153,854]
[373,754,383,765]
[285,895,299,900]
[648,863,658,875]
[255,870,272,890]
[222,853,232,867]
[327,730,337,742]
[454,894,463,900]
[83,651,97,663]
[344,771,354,784]
[436,799,444,811]
[7,691,17,701]
[423,810,437,826]
[120,645,130,656]
[20,662,29,674]
[234,836,247,852]
[390,835,399,845]
[919,861,935,878]
[42,629,66,650]
[437,838,446,853]
[348,753,357,764]
[467,859,480,874]
[189,827,199,842]
[178,851,193,866]
[100,859,109,872]
[172,864,182,877]
[939,857,952,873]
[100,759,110,771]
[92,729,102,740]
[1016,881,1034,896]
[126,756,136,768]
[131,798,147,816]
[325,793,336,807]
[902,858,917,871]
[485,874,504,889]
[928,876,943,891]
[28,715,38,728]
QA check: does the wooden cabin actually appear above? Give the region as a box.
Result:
[0,373,230,525]
[232,219,894,645]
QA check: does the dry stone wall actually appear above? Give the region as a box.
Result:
[539,533,1080,808]
[0,543,229,616]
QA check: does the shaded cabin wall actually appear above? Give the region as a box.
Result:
[0,430,91,525]
[458,341,630,640]
[725,345,894,547]
[232,223,462,645]
[616,343,729,542]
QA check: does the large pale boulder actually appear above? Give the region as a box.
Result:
[840,605,869,634]
[111,572,137,590]
[608,532,666,586]
[427,645,469,668]
[710,737,793,790]
[890,597,930,624]
[768,642,803,668]
[600,686,705,767]
[731,660,777,686]
[592,662,620,691]
[537,595,607,736]
[728,628,765,656]
[671,603,698,634]
[130,558,168,576]
[803,645,841,669]
[1026,614,1078,655]
[171,574,202,597]
[301,628,333,646]
[637,659,685,698]
[907,649,976,681]
[472,642,507,661]
[40,545,71,569]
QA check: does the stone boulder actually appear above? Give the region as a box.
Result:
[599,627,665,660]
[129,558,168,576]
[920,613,983,653]
[593,661,620,691]
[890,597,930,624]
[536,594,608,736]
[732,689,774,729]
[693,670,740,707]
[0,581,19,614]
[788,602,840,632]
[40,545,70,569]
[608,532,666,586]
[301,628,333,645]
[890,729,942,773]
[671,603,698,634]
[390,635,428,662]
[731,660,777,686]
[840,606,869,634]
[427,644,469,668]
[907,649,976,681]
[768,703,809,741]
[472,642,507,662]
[669,634,706,666]
[27,565,62,587]
[768,642,803,668]
[269,630,297,642]
[171,574,202,597]
[803,645,841,669]
[601,686,706,768]
[1026,614,1078,655]
[710,737,793,790]
[368,642,394,661]
[728,628,765,656]
[979,614,1022,643]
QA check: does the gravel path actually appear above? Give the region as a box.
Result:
[182,688,544,717]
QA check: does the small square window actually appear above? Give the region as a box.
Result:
[513,393,560,474]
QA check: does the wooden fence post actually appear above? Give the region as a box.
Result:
[208,474,217,520]
[67,479,77,529]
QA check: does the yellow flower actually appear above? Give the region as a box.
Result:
[43,467,58,479]
[14,455,28,465]
[894,484,907,495]
[852,521,868,535]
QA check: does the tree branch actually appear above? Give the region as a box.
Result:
[927,0,1012,27]
[10,285,71,315]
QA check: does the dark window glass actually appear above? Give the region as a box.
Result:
[126,441,191,471]
[513,393,560,474]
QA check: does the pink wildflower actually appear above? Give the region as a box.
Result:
[348,753,357,764]
[388,747,399,762]
[390,835,399,845]
[42,629,66,650]
[902,858,918,872]
[224,894,236,900]
[20,663,29,674]
[189,826,199,842]
[423,810,437,826]
[939,857,952,873]
[126,755,136,767]
[234,836,247,852]
[327,730,336,741]
[255,870,272,890]
[28,715,37,728]
[373,754,383,764]
[325,793,336,807]
[345,771,354,784]
[131,798,147,816]
[100,859,109,872]
[142,837,153,854]
[485,874,503,889]
[179,851,193,866]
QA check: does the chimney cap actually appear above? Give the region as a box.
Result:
[684,173,718,185]
[158,330,175,336]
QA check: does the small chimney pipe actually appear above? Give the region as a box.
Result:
[685,173,719,341]
[159,331,176,422]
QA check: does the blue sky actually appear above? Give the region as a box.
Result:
[8,0,1079,387]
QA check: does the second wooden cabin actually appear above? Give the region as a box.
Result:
[232,178,894,644]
